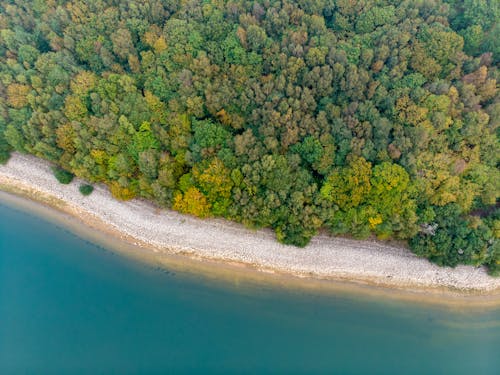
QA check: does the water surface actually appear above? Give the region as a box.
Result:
[0,197,499,374]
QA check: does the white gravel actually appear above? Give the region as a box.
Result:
[1,153,499,293]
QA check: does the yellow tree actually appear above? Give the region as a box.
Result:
[109,180,136,200]
[173,187,211,218]
[64,95,87,121]
[193,158,233,216]
[7,83,30,108]
[320,156,372,210]
[70,71,97,96]
[55,123,76,153]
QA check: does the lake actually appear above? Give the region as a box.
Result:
[1,195,499,374]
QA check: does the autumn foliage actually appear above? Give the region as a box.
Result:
[0,0,498,273]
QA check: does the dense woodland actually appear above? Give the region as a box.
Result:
[0,0,498,274]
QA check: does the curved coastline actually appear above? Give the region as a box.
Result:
[1,153,499,299]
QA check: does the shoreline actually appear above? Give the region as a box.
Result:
[3,193,500,310]
[1,153,500,301]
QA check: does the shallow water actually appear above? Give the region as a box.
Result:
[0,198,499,374]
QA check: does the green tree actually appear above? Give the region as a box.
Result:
[52,166,74,184]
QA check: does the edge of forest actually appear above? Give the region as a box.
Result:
[1,153,500,297]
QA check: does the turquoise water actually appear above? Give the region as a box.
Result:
[1,197,499,374]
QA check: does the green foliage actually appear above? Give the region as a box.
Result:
[190,119,231,162]
[321,157,372,210]
[446,0,500,62]
[486,240,500,276]
[410,204,496,268]
[129,122,159,162]
[0,148,11,164]
[4,124,25,152]
[79,184,94,196]
[291,136,323,167]
[52,166,74,184]
[0,120,12,164]
[0,0,497,268]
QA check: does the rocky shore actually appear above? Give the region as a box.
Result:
[1,153,499,294]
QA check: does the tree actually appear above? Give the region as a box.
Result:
[321,156,372,210]
[0,0,497,267]
[79,184,94,196]
[410,204,495,267]
[129,121,159,162]
[7,84,31,109]
[52,166,74,184]
[193,158,233,216]
[173,187,211,218]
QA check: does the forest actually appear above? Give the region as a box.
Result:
[0,0,498,274]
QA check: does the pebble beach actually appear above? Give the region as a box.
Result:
[1,153,499,294]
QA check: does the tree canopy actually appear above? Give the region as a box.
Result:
[0,0,498,273]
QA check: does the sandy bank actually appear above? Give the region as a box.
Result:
[1,153,499,295]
